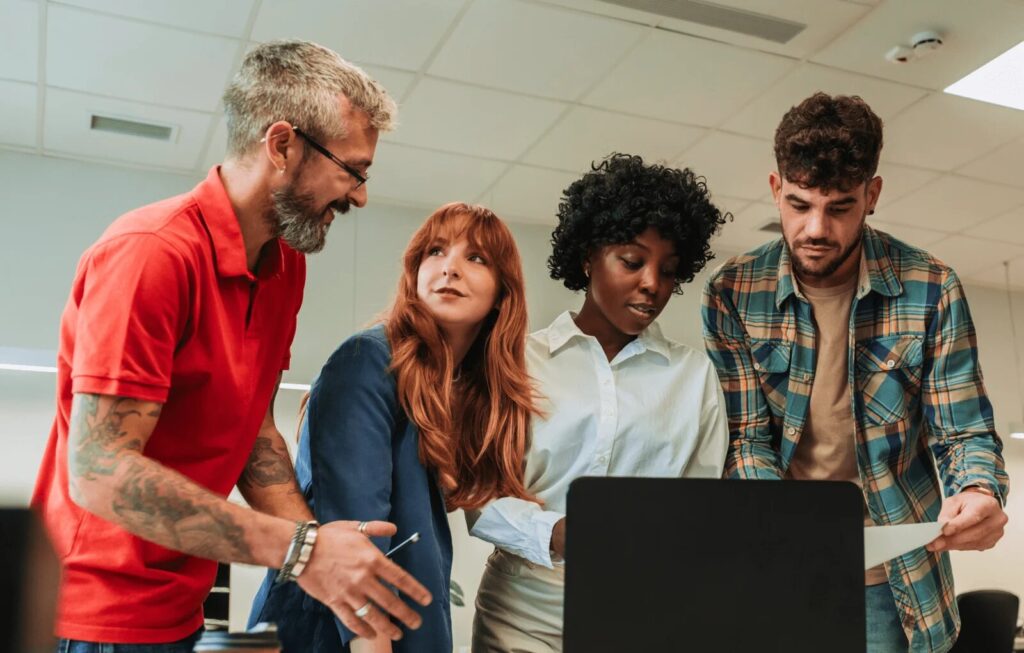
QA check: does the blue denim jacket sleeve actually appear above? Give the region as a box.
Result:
[306,330,399,644]
[308,331,397,532]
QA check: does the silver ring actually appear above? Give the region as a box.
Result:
[357,521,369,534]
[354,602,372,618]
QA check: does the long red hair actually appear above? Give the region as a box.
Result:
[385,202,538,511]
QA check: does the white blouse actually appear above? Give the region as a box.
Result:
[468,311,729,568]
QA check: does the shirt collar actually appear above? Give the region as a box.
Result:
[192,165,286,281]
[774,225,902,309]
[544,310,671,363]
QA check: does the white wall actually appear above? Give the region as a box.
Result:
[2,152,1023,649]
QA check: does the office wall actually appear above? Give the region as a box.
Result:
[2,152,1023,649]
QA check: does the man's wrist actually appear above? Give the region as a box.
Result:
[961,485,995,498]
[276,520,319,583]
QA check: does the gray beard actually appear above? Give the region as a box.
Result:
[268,186,347,254]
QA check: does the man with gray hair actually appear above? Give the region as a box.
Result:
[32,40,430,650]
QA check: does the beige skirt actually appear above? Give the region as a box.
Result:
[472,548,566,653]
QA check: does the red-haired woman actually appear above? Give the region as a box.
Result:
[248,203,537,653]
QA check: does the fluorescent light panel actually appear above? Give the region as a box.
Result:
[0,363,310,392]
[944,40,1024,111]
[0,363,58,373]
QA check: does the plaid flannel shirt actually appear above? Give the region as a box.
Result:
[701,226,1009,653]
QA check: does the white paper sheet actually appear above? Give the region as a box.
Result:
[863,522,943,569]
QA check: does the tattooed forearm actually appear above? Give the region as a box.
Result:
[239,436,297,488]
[112,458,251,561]
[69,394,151,481]
[236,430,312,520]
[66,393,273,565]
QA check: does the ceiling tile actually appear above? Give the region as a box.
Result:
[202,115,228,171]
[962,260,1024,291]
[429,0,644,100]
[541,0,868,59]
[883,93,1024,172]
[927,235,1024,277]
[47,5,240,112]
[716,202,781,253]
[875,162,941,205]
[956,138,1024,189]
[522,107,705,173]
[481,165,579,224]
[368,142,508,209]
[56,0,256,38]
[43,88,214,170]
[360,65,417,103]
[972,207,1024,246]
[715,196,754,221]
[677,132,775,201]
[386,78,566,160]
[882,176,1024,232]
[722,63,927,140]
[0,0,38,83]
[731,201,777,230]
[584,30,796,126]
[811,0,1024,90]
[0,81,36,149]
[868,219,949,247]
[655,0,869,59]
[251,0,464,71]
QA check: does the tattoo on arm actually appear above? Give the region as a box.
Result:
[68,393,254,562]
[112,458,250,560]
[239,436,297,488]
[69,394,148,481]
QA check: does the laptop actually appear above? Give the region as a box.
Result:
[564,478,865,653]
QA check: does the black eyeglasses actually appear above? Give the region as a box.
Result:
[292,126,368,189]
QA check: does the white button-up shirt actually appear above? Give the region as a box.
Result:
[468,311,729,567]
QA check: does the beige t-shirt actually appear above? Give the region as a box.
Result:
[787,275,887,585]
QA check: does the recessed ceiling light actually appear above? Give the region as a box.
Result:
[944,40,1024,111]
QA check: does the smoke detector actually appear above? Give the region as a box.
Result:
[885,30,944,64]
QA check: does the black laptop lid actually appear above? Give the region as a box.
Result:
[564,478,865,653]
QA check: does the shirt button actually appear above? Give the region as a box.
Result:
[787,427,796,436]
[598,455,607,463]
[886,359,896,369]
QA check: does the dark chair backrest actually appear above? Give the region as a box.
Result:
[951,589,1019,653]
[203,563,231,631]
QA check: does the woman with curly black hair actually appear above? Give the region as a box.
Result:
[467,153,732,652]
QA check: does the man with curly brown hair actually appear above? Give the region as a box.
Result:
[702,93,1008,653]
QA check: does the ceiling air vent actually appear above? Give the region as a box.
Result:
[90,114,175,141]
[601,0,805,44]
[759,221,783,233]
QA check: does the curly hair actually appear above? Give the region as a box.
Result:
[548,153,729,294]
[774,92,883,192]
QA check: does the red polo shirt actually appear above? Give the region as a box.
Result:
[31,167,306,643]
